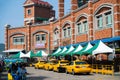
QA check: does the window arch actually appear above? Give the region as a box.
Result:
[9,32,25,45]
[54,27,59,41]
[32,30,48,44]
[94,4,113,30]
[53,26,60,46]
[75,14,88,35]
[62,21,71,38]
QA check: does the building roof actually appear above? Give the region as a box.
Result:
[24,0,52,7]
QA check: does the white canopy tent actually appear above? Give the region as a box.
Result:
[83,42,93,52]
[65,46,74,53]
[74,45,83,53]
[52,47,61,55]
[56,47,67,56]
[36,50,48,57]
[19,51,26,58]
[92,40,114,55]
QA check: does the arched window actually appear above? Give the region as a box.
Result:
[13,36,25,45]
[35,34,46,43]
[62,23,71,38]
[76,15,88,35]
[94,4,113,30]
[54,28,59,41]
[53,27,59,46]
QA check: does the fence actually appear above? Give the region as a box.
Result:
[91,64,114,76]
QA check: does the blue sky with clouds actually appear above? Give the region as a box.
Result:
[0,0,70,44]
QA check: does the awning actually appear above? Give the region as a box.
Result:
[10,51,25,58]
[92,41,114,55]
[62,46,74,56]
[91,36,120,44]
[51,47,61,56]
[82,41,100,55]
[3,49,24,53]
[70,45,83,56]
[36,50,48,57]
[76,42,93,55]
[55,47,67,56]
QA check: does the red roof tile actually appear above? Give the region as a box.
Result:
[31,0,52,7]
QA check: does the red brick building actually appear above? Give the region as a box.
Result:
[5,0,120,58]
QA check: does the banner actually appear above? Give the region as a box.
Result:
[35,43,45,48]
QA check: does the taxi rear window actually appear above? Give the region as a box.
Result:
[60,62,68,64]
[75,62,87,65]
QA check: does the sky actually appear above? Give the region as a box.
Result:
[0,0,70,44]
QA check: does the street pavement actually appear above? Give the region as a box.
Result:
[26,67,120,80]
[0,67,120,80]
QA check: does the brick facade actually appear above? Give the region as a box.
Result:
[5,0,120,56]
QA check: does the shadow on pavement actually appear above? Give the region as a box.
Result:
[27,76,49,80]
[73,73,94,76]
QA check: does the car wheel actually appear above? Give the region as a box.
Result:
[53,68,55,72]
[86,72,90,75]
[48,67,49,71]
[72,70,75,75]
[57,69,60,73]
[65,69,68,74]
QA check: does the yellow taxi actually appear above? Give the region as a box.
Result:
[53,60,69,72]
[65,60,92,75]
[44,60,57,71]
[34,61,46,69]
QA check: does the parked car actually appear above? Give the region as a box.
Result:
[34,61,46,69]
[44,60,57,71]
[53,60,69,72]
[65,60,92,75]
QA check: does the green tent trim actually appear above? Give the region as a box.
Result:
[75,43,89,55]
[55,47,67,57]
[69,45,82,56]
[10,52,20,58]
[81,41,100,55]
[51,48,61,56]
[61,46,74,56]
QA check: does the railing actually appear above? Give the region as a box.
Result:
[91,64,114,76]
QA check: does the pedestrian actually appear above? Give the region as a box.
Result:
[10,63,19,80]
[17,63,27,80]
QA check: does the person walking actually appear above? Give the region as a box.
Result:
[17,63,27,80]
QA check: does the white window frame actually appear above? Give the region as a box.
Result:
[68,27,71,37]
[53,30,59,46]
[41,34,46,43]
[95,10,113,30]
[35,34,46,44]
[27,9,31,15]
[63,28,67,38]
[13,36,25,45]
[96,14,103,29]
[83,21,88,32]
[76,20,88,35]
[36,35,40,43]
[105,11,112,27]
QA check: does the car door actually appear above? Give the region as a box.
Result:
[68,61,74,73]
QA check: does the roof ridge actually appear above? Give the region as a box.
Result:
[31,0,52,7]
